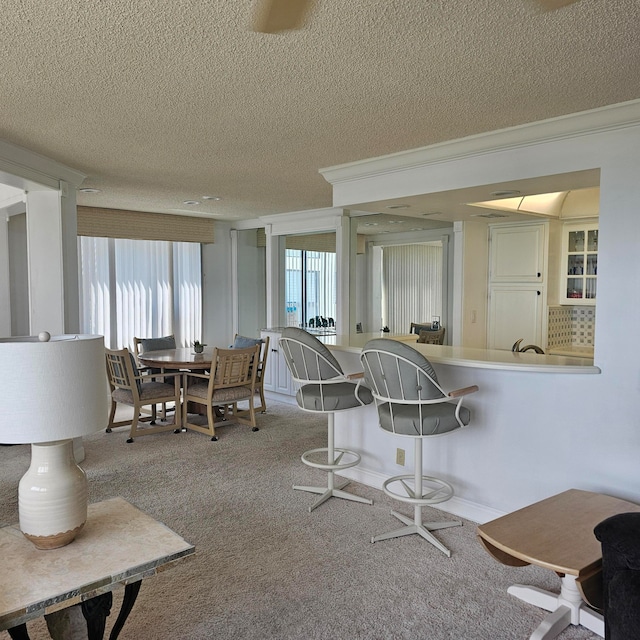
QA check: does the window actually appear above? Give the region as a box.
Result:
[381,242,443,334]
[285,249,336,329]
[78,237,201,349]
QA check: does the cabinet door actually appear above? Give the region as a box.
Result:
[260,331,295,396]
[560,223,598,305]
[490,224,545,282]
[488,286,544,350]
[260,332,277,392]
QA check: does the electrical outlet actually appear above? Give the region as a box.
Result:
[396,448,405,466]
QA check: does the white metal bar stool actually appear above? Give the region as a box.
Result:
[279,327,374,513]
[359,338,478,556]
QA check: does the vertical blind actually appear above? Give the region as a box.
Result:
[382,243,443,334]
[78,237,202,350]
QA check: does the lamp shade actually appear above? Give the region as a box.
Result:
[0,334,109,444]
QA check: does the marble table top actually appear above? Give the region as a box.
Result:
[0,497,195,631]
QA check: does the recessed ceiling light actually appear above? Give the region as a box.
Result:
[490,190,520,197]
[78,188,101,194]
[410,228,425,231]
[202,196,221,201]
[182,200,200,205]
[387,220,405,224]
[364,222,378,226]
[386,204,410,210]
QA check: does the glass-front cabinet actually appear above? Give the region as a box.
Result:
[561,222,598,304]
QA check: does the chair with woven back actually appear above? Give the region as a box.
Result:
[105,347,182,443]
[182,344,261,441]
[231,334,270,414]
[133,334,178,420]
[410,322,445,345]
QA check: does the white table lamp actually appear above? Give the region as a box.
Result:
[0,333,109,549]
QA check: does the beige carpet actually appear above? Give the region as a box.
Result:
[0,401,599,640]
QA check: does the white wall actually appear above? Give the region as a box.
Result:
[235,229,266,337]
[202,222,234,348]
[325,102,640,519]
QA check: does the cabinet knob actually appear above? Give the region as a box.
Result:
[537,272,541,278]
[271,348,278,353]
[537,290,541,295]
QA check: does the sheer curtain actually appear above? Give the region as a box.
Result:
[382,242,443,334]
[79,237,201,349]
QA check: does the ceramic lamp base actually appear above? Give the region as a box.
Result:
[18,440,88,550]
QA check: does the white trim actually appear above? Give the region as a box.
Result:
[319,99,640,185]
[261,207,345,236]
[230,229,239,336]
[0,139,86,190]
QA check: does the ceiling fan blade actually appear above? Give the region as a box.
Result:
[535,0,582,10]
[253,0,316,33]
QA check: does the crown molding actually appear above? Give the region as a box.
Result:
[319,99,640,186]
[0,139,86,191]
[260,206,346,236]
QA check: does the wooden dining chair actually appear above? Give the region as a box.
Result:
[182,345,260,441]
[231,334,270,413]
[133,334,177,419]
[105,347,182,443]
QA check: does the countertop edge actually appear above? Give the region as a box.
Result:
[317,334,600,374]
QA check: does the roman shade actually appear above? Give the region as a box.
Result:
[77,206,215,244]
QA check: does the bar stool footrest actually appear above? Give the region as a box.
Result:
[301,447,361,472]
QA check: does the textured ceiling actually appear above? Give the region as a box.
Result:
[1,0,639,222]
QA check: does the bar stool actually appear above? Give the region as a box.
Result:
[279,327,373,512]
[359,338,478,556]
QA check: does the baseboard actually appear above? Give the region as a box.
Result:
[264,391,298,406]
[337,467,506,524]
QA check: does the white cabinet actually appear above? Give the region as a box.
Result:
[490,223,545,282]
[260,330,295,397]
[487,222,548,350]
[488,286,544,351]
[560,222,598,305]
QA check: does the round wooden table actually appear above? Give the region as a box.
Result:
[138,347,214,370]
[477,489,640,639]
[138,348,215,421]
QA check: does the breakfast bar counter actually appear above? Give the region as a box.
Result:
[317,332,608,525]
[318,333,599,374]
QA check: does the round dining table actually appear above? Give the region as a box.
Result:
[137,347,214,370]
[138,348,215,422]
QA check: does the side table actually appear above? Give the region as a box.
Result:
[0,497,194,639]
[477,489,640,640]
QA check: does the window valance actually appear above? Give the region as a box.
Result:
[77,206,215,244]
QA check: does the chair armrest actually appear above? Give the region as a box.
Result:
[448,384,479,398]
[346,371,365,380]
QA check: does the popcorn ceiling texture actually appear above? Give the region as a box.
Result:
[1,0,639,220]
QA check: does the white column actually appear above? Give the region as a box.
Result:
[0,215,10,336]
[335,214,352,334]
[25,189,65,335]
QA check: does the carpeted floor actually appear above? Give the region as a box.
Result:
[0,400,599,639]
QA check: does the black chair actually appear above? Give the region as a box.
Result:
[594,512,640,640]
